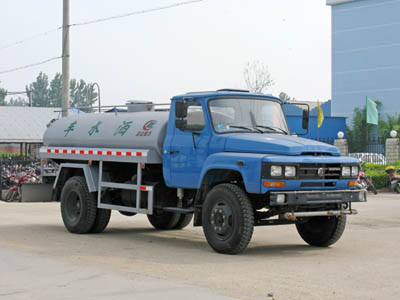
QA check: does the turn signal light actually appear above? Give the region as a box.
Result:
[348,180,357,187]
[263,181,286,188]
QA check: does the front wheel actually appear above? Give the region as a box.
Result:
[395,183,400,194]
[4,190,14,202]
[202,184,254,254]
[296,215,346,247]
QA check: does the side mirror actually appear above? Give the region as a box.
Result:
[175,119,187,131]
[302,109,309,130]
[175,101,187,118]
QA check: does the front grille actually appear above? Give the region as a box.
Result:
[301,181,337,187]
[301,152,332,156]
[298,164,341,180]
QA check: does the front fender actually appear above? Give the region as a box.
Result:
[198,152,265,194]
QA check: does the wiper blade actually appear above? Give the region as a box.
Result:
[228,125,262,133]
[255,125,288,135]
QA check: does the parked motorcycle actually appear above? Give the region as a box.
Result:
[385,166,400,194]
[356,164,378,194]
[4,172,38,202]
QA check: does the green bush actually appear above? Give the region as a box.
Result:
[0,152,20,159]
[363,161,400,189]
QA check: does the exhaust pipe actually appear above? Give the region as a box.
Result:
[283,209,358,221]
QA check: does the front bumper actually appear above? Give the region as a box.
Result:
[269,189,367,206]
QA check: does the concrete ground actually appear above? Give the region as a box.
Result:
[0,193,399,300]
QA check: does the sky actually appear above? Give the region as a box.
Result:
[0,0,332,106]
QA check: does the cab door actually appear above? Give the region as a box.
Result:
[168,100,210,188]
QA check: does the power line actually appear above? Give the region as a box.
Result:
[0,0,203,75]
[0,27,61,52]
[6,91,28,95]
[0,56,61,75]
[70,0,203,27]
[0,0,203,52]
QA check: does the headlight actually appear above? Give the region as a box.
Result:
[271,166,282,177]
[351,166,359,177]
[342,166,351,177]
[285,166,296,177]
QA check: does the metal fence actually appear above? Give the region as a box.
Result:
[348,137,386,155]
[311,137,388,164]
[313,137,335,145]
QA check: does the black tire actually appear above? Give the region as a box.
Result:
[13,190,21,202]
[173,213,193,229]
[60,176,97,234]
[296,215,346,247]
[395,184,400,194]
[90,208,111,233]
[4,190,13,202]
[147,210,181,230]
[368,183,378,195]
[89,190,112,233]
[202,183,254,254]
[119,211,137,217]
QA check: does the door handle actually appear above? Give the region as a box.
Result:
[166,150,180,155]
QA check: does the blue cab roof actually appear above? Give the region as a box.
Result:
[172,90,282,103]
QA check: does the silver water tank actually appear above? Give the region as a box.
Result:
[43,111,169,161]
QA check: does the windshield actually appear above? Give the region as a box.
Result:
[209,98,289,134]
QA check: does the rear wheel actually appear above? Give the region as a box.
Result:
[60,176,97,234]
[202,183,254,254]
[119,211,136,217]
[296,215,346,247]
[173,213,193,229]
[90,208,111,233]
[147,210,181,230]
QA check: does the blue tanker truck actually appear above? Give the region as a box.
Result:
[40,89,366,254]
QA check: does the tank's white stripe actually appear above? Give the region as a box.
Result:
[40,147,147,157]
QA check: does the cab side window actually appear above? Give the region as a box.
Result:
[186,102,205,131]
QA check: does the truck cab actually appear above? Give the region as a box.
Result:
[41,89,366,254]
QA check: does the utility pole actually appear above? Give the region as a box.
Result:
[62,0,70,117]
[29,85,32,107]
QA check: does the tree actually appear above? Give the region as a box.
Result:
[7,97,28,106]
[48,73,62,107]
[243,60,274,93]
[86,84,98,108]
[23,72,98,108]
[378,114,400,138]
[70,79,98,109]
[279,92,295,101]
[347,101,385,152]
[26,72,50,107]
[0,87,7,106]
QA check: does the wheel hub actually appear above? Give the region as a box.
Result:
[66,192,81,222]
[210,205,232,236]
